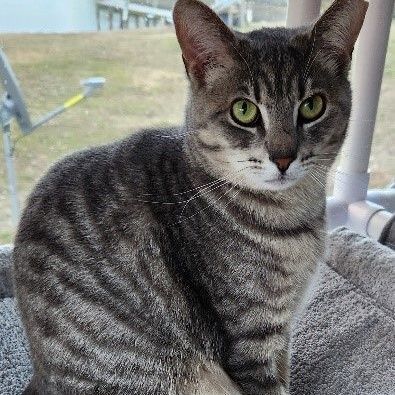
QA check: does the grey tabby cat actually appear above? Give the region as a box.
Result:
[13,0,368,394]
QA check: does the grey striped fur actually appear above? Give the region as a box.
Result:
[13,0,368,394]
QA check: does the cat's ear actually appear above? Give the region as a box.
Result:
[312,0,368,71]
[173,0,237,85]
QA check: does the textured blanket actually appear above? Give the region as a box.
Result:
[290,228,395,395]
[1,227,394,395]
[0,245,13,299]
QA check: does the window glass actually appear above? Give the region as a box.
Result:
[0,1,393,243]
[248,0,288,28]
[0,30,187,243]
[0,1,288,243]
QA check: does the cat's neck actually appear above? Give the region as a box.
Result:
[181,135,327,228]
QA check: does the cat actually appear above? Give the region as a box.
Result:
[13,0,368,394]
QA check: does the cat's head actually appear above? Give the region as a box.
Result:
[173,0,368,193]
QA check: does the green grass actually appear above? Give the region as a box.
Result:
[0,26,394,244]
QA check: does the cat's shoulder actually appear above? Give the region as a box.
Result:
[41,126,183,176]
[26,127,184,200]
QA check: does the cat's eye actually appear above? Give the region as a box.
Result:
[231,99,259,126]
[299,95,325,123]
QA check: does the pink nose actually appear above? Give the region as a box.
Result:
[274,157,294,172]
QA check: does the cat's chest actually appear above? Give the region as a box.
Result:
[195,215,325,299]
[189,194,326,269]
[190,228,323,333]
[199,217,325,268]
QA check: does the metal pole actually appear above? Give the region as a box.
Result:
[122,0,129,29]
[2,123,20,226]
[96,6,101,31]
[334,0,394,203]
[286,0,321,27]
[239,0,246,29]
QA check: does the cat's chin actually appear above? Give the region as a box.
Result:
[248,176,300,192]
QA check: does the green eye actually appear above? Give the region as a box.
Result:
[231,99,259,126]
[299,95,325,122]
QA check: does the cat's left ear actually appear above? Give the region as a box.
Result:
[312,0,368,71]
[173,0,237,86]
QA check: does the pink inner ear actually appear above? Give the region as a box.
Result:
[173,0,236,83]
[177,25,235,83]
[176,22,209,81]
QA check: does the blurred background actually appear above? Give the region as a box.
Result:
[0,0,393,243]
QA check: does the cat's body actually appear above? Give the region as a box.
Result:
[14,128,324,394]
[13,0,368,394]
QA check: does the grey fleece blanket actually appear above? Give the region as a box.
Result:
[291,228,395,395]
[0,245,32,394]
[1,228,394,395]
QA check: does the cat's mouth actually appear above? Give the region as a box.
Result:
[261,175,299,191]
[264,175,297,184]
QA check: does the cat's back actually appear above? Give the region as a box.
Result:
[15,127,183,240]
[25,128,180,203]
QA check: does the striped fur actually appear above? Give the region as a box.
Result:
[13,0,367,394]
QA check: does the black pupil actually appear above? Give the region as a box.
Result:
[241,101,248,114]
[306,98,314,110]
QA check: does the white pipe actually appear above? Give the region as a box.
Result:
[286,0,321,27]
[335,0,395,203]
[326,188,395,233]
[326,196,348,230]
[348,201,393,240]
[332,169,370,204]
[367,209,393,240]
[367,189,395,213]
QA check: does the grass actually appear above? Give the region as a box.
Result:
[0,25,394,244]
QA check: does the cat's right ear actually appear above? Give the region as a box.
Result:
[173,0,237,86]
[311,0,368,73]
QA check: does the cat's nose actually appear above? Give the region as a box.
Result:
[272,156,295,173]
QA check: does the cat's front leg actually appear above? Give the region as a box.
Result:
[224,334,290,395]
